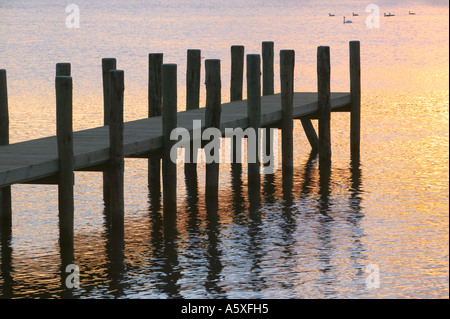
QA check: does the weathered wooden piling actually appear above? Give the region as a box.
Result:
[280,50,295,175]
[230,46,244,102]
[102,58,117,208]
[262,42,275,164]
[262,42,274,96]
[0,69,11,228]
[108,70,125,232]
[56,65,76,283]
[162,64,178,213]
[350,41,361,161]
[148,54,163,193]
[317,46,332,171]
[103,59,117,124]
[55,75,74,245]
[204,59,221,205]
[148,54,163,117]
[185,50,201,172]
[246,54,261,206]
[56,63,71,76]
[186,50,201,111]
[230,45,245,166]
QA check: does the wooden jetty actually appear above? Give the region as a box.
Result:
[0,41,361,243]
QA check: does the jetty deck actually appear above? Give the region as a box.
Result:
[0,92,350,188]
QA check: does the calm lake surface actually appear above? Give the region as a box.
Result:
[0,0,448,298]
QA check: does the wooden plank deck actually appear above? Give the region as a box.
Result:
[0,92,350,187]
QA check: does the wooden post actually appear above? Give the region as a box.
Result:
[262,42,274,96]
[103,59,117,125]
[56,75,74,245]
[185,49,201,173]
[108,70,125,233]
[204,59,221,207]
[280,50,295,175]
[57,69,75,294]
[230,46,244,168]
[148,54,163,193]
[262,42,274,166]
[56,63,71,76]
[246,54,261,206]
[186,50,201,111]
[162,64,178,214]
[317,46,332,171]
[0,69,11,228]
[350,41,361,161]
[102,58,116,209]
[230,45,244,102]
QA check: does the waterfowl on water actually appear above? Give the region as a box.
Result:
[343,16,353,23]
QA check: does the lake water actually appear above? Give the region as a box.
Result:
[0,0,448,298]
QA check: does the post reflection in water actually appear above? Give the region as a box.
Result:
[58,236,74,299]
[314,153,366,296]
[263,171,276,205]
[231,163,246,225]
[248,177,266,293]
[147,180,167,296]
[347,159,366,279]
[280,151,296,276]
[205,193,225,296]
[0,220,13,299]
[185,165,224,297]
[162,207,182,298]
[148,180,182,297]
[299,150,319,198]
[316,157,335,296]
